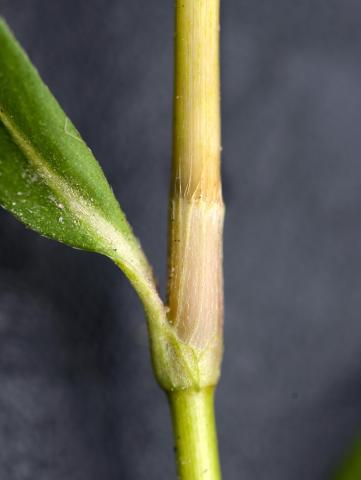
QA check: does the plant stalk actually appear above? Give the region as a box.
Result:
[167,0,224,478]
[168,388,221,480]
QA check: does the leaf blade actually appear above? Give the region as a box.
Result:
[0,18,153,290]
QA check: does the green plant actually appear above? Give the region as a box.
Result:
[0,1,223,477]
[334,437,361,479]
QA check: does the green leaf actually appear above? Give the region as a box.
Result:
[0,18,155,295]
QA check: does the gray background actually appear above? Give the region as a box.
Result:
[1,0,361,478]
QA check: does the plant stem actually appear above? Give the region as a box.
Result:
[166,0,224,478]
[168,388,221,480]
[169,0,223,370]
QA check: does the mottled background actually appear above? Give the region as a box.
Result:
[1,1,361,478]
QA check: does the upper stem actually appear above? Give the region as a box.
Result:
[168,0,224,384]
[172,0,221,203]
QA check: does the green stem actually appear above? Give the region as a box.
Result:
[164,0,224,477]
[168,388,221,480]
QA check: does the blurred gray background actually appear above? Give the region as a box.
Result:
[1,0,361,478]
